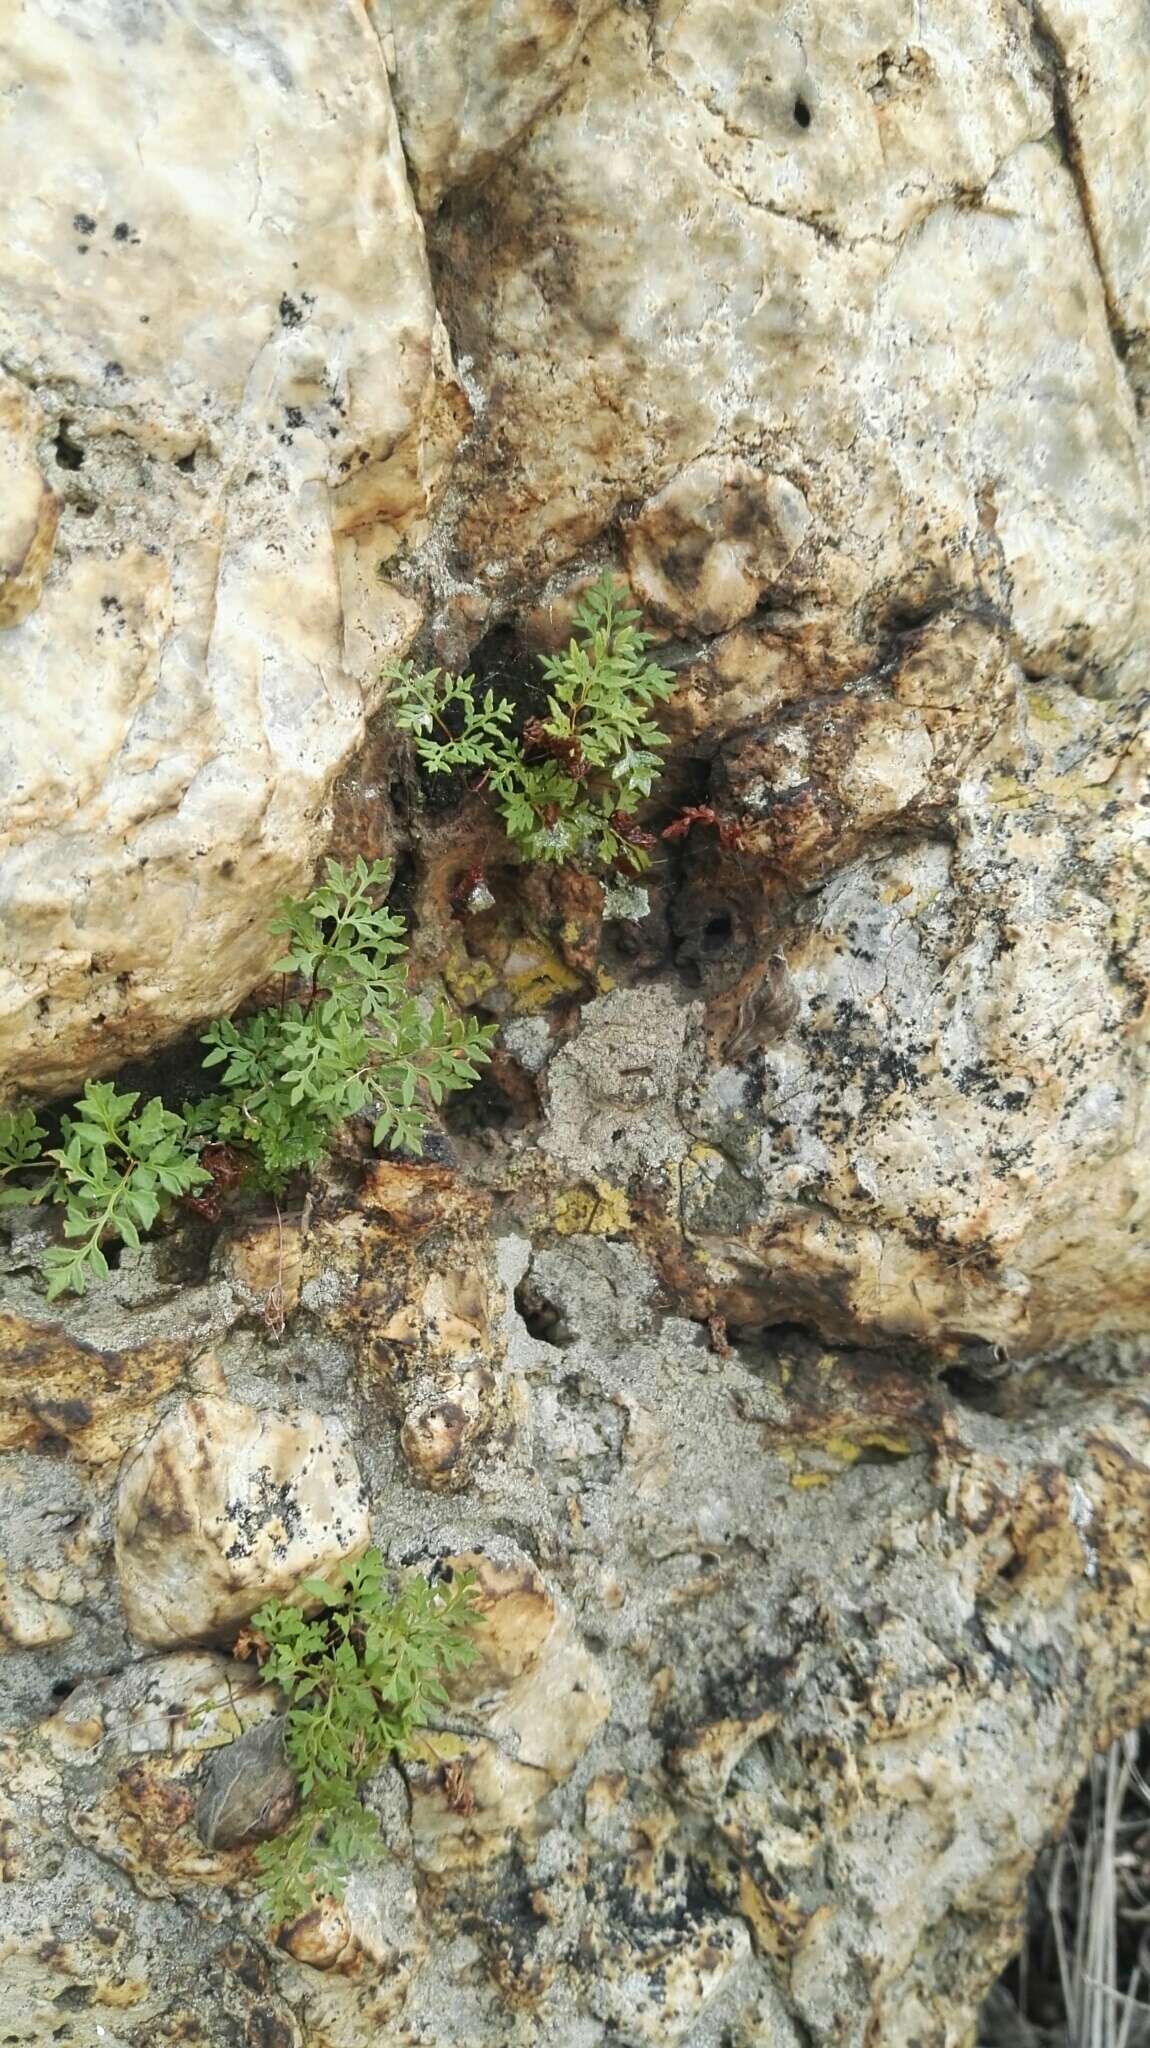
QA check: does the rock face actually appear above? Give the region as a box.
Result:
[385,0,612,210]
[429,0,1148,698]
[0,1211,1149,2046]
[114,1396,371,1646]
[1,4,1150,2048]
[0,0,454,1095]
[532,640,1149,1363]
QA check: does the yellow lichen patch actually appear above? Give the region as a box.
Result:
[443,951,497,1007]
[819,1434,863,1467]
[405,1725,471,1770]
[677,1144,728,1201]
[821,1429,915,1463]
[1023,687,1075,729]
[777,1420,918,1489]
[552,1180,632,1237]
[503,942,583,1013]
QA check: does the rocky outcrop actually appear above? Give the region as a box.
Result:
[524,636,1149,1362]
[427,1,1148,699]
[1,3,1149,2046]
[0,0,456,1096]
[385,0,611,210]
[0,1212,1148,2045]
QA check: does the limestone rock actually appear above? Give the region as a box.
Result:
[69,1662,275,1899]
[624,459,811,635]
[678,676,1150,1358]
[0,0,458,1096]
[276,1859,427,2040]
[406,1549,609,1872]
[327,1160,525,1491]
[0,1310,189,1464]
[1036,0,1150,353]
[388,0,611,210]
[114,1396,370,1646]
[0,376,58,628]
[430,4,1148,693]
[542,981,697,1187]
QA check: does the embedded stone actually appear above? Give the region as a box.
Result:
[114,1397,370,1647]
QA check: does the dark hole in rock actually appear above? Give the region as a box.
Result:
[514,1275,574,1348]
[938,1344,1014,1410]
[53,422,86,470]
[50,1679,75,1701]
[386,848,419,925]
[702,911,735,954]
[793,94,813,127]
[441,1065,516,1139]
[411,617,549,815]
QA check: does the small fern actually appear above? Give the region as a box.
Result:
[387,574,675,871]
[193,856,492,1188]
[241,1551,481,1924]
[0,1086,209,1300]
[0,859,492,1296]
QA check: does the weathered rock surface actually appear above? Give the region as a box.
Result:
[114,1395,371,1646]
[429,2,1148,696]
[1,2,1150,2045]
[526,633,1149,1362]
[406,1548,610,1873]
[386,0,611,210]
[1,1216,1146,2045]
[0,0,451,1095]
[326,1158,528,1493]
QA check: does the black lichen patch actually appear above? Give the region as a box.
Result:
[223,1466,305,1563]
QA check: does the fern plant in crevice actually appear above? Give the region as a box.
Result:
[386,573,676,872]
[236,1550,481,1925]
[0,858,493,1297]
[192,855,493,1189]
[0,1088,209,1300]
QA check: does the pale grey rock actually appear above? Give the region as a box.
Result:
[542,983,700,1184]
[675,675,1150,1358]
[0,0,451,1095]
[431,2,1148,695]
[386,0,611,209]
[114,1395,371,1646]
[0,1216,1146,2046]
[0,3,1148,2046]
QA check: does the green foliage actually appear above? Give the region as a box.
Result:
[0,858,491,1295]
[1,1083,208,1300]
[387,574,676,870]
[194,857,493,1187]
[248,1550,481,1923]
[0,1109,48,1189]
